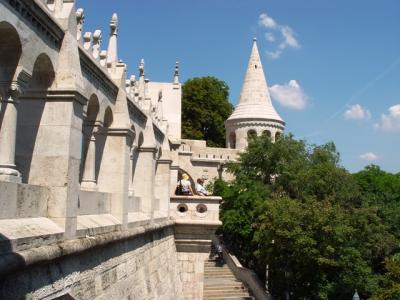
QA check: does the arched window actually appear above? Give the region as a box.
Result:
[103,107,113,128]
[247,129,257,139]
[262,130,271,138]
[275,131,281,140]
[229,132,236,149]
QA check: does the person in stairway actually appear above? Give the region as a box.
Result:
[216,243,224,265]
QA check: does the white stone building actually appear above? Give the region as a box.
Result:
[0,1,283,299]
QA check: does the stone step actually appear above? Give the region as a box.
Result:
[203,296,254,300]
[204,272,234,276]
[204,274,236,279]
[204,292,251,298]
[204,285,245,291]
[203,259,253,300]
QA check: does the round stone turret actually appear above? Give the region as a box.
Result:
[225,38,285,150]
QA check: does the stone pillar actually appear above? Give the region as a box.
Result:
[133,147,156,216]
[154,159,172,216]
[0,83,21,183]
[128,146,138,197]
[170,165,179,196]
[81,132,97,190]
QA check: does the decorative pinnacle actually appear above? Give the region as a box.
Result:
[173,61,180,84]
[110,13,118,35]
[139,58,145,76]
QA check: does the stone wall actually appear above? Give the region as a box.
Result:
[0,226,183,300]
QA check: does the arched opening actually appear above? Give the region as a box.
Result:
[275,131,282,141]
[0,22,22,181]
[16,53,55,184]
[0,22,22,86]
[80,95,100,187]
[247,129,257,139]
[229,132,236,149]
[177,168,195,191]
[103,107,113,128]
[262,130,271,138]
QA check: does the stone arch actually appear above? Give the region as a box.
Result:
[86,95,100,124]
[0,22,22,85]
[103,106,113,128]
[130,130,144,194]
[16,53,55,184]
[262,130,271,138]
[177,168,195,191]
[80,94,100,186]
[275,131,281,141]
[0,22,23,181]
[229,131,236,149]
[247,129,257,138]
[27,53,55,91]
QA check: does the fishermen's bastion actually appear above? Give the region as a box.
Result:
[0,1,284,299]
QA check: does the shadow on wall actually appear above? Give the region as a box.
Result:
[16,53,55,184]
[0,227,173,299]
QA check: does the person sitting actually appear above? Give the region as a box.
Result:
[176,173,194,196]
[195,178,211,196]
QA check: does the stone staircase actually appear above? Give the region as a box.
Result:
[203,259,253,300]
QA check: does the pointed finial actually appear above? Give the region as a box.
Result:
[99,50,107,66]
[110,13,118,35]
[76,8,85,41]
[92,30,102,59]
[107,13,118,67]
[130,75,136,85]
[253,37,257,42]
[173,61,180,84]
[83,32,92,50]
[139,58,145,77]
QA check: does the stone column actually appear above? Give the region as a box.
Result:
[0,83,21,183]
[81,132,97,190]
[128,146,138,197]
[133,147,156,216]
[154,158,172,216]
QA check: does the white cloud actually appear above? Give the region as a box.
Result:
[280,26,300,49]
[374,104,400,132]
[258,13,277,29]
[265,32,275,42]
[266,50,282,59]
[343,104,371,120]
[360,152,379,161]
[258,13,300,59]
[270,80,308,110]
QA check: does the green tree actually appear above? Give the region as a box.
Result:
[181,76,233,147]
[215,134,398,299]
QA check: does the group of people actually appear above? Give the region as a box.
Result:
[175,173,212,196]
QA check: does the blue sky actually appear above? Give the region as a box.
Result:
[78,0,400,173]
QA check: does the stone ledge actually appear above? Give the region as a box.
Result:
[76,214,122,238]
[0,217,64,255]
[0,218,175,279]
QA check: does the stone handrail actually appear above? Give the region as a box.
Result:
[214,238,270,300]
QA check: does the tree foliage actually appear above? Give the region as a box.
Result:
[181,76,233,147]
[214,134,399,299]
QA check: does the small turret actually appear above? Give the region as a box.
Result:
[225,38,285,150]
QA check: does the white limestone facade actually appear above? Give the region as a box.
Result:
[0,1,285,299]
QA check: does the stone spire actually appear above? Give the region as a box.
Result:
[225,38,285,150]
[227,38,283,122]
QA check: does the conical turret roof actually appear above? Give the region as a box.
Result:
[227,38,284,124]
